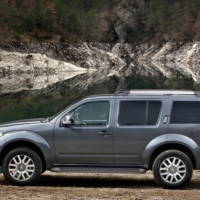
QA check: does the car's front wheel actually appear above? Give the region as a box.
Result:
[2,147,42,185]
[153,150,193,188]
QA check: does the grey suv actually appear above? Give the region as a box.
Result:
[0,90,200,188]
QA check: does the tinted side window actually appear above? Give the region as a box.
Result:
[171,101,200,124]
[118,101,161,126]
[71,101,110,126]
[148,101,162,125]
[118,101,146,125]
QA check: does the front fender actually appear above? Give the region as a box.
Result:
[0,131,54,169]
[142,134,200,169]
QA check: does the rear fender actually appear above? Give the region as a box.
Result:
[142,134,200,169]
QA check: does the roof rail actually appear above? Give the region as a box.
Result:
[115,90,200,96]
[114,90,129,95]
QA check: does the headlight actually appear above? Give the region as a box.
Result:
[0,133,3,137]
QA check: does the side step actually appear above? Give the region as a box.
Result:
[50,167,147,174]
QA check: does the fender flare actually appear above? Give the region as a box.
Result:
[0,131,54,169]
[142,134,200,169]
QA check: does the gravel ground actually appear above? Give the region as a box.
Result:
[1,171,200,200]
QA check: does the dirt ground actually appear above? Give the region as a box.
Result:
[1,171,200,200]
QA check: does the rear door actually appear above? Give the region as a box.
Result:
[114,97,170,166]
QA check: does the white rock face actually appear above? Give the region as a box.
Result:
[0,50,87,93]
[137,42,200,81]
[0,41,200,94]
[0,43,127,94]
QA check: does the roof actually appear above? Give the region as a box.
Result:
[115,90,200,96]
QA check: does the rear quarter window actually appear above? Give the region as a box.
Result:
[171,101,200,124]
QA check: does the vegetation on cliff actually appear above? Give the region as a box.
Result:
[0,0,200,42]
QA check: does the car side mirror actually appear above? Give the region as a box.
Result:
[62,115,73,127]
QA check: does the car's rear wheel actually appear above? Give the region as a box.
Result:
[2,147,42,185]
[152,150,193,188]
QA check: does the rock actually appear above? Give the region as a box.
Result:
[0,41,199,95]
[0,50,87,93]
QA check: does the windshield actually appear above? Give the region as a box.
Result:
[46,98,83,121]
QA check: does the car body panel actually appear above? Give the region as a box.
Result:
[0,120,55,168]
[142,133,200,169]
[112,97,170,166]
[0,94,200,171]
[54,97,115,164]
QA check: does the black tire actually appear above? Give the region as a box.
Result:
[2,147,43,186]
[152,150,193,188]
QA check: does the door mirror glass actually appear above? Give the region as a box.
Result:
[62,115,73,126]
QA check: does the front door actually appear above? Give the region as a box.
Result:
[54,100,114,165]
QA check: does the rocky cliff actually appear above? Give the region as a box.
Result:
[0,41,199,95]
[0,0,200,122]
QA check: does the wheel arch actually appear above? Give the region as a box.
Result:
[143,134,200,170]
[0,140,46,171]
[148,143,196,169]
[0,131,54,170]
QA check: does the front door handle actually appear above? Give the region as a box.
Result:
[98,130,111,136]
